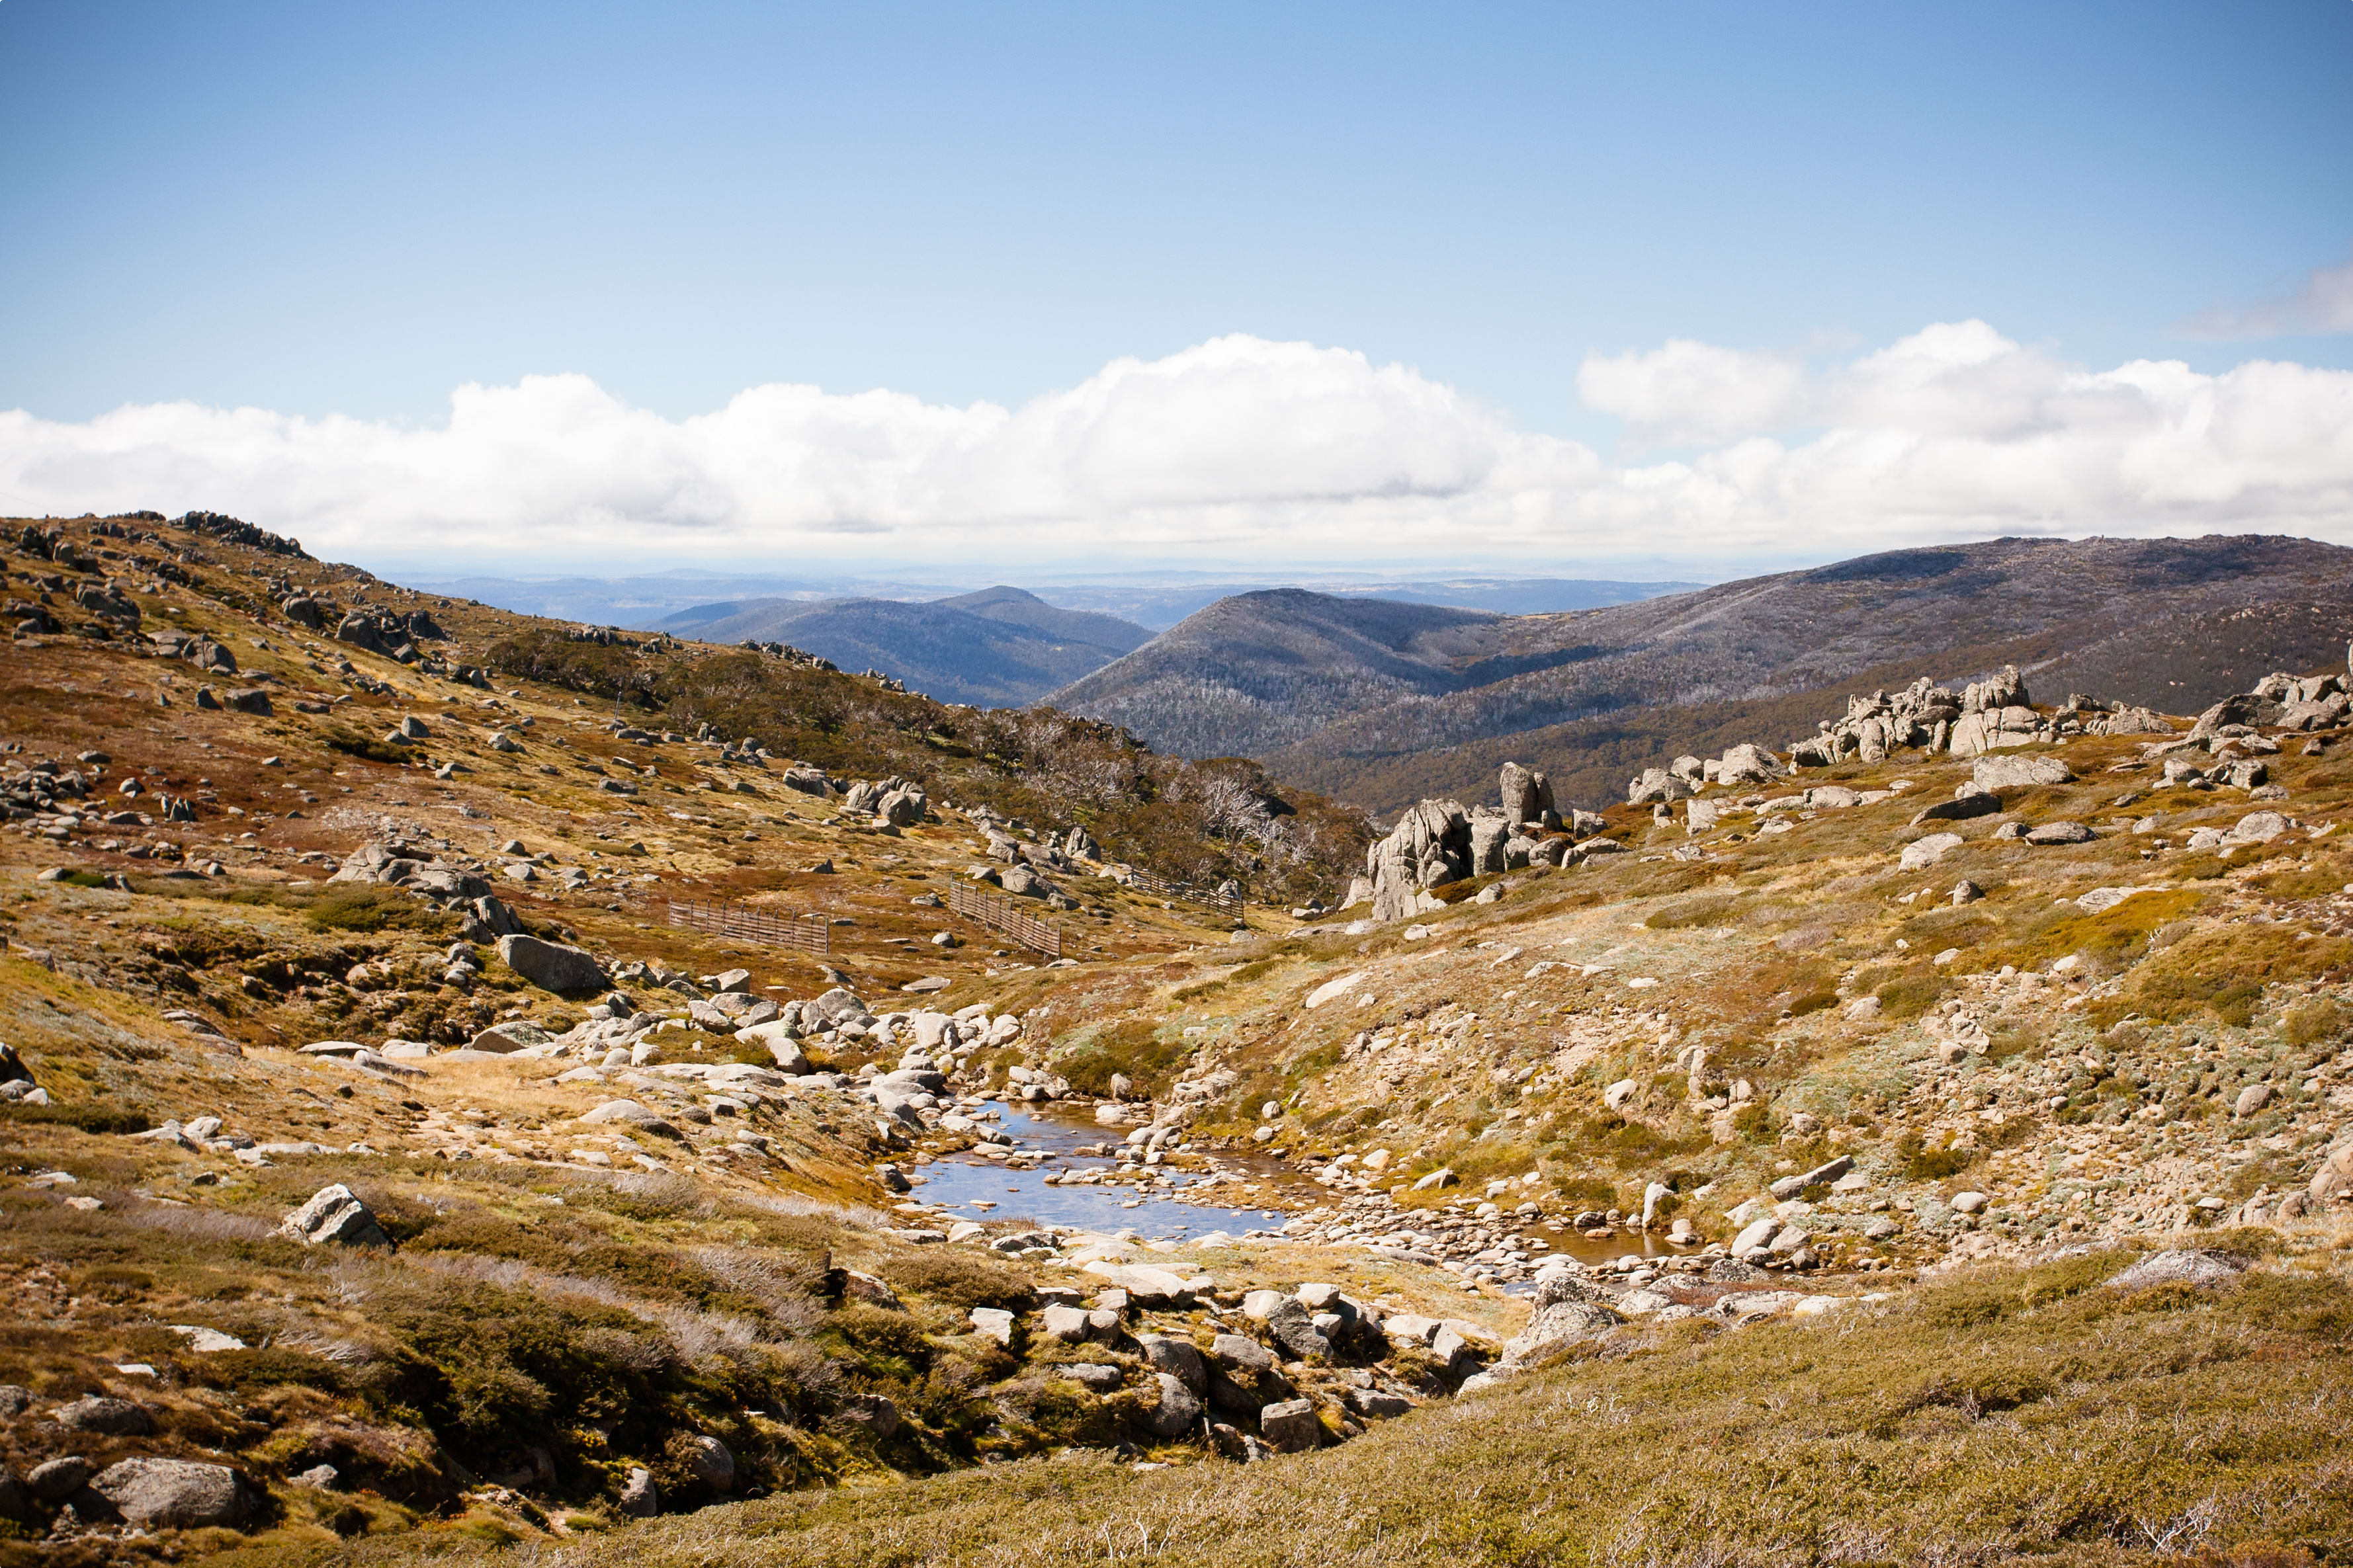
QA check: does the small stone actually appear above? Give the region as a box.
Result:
[837,1393,901,1437]
[1040,1304,1093,1342]
[1143,1372,1203,1438]
[52,1395,153,1434]
[1211,1332,1276,1373]
[1949,1191,1989,1215]
[841,1270,903,1310]
[1138,1334,1207,1395]
[620,1467,659,1517]
[1899,833,1963,871]
[28,1456,95,1501]
[969,1307,1015,1346]
[677,1434,734,1491]
[1258,1397,1322,1453]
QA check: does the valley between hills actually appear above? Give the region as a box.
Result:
[6,511,2353,1567]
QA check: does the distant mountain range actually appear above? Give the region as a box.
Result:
[413,569,1698,636]
[1025,575,1702,630]
[654,587,1155,707]
[409,571,899,628]
[1050,535,2353,813]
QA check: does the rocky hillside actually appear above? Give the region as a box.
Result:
[1057,536,2353,814]
[9,510,2353,1565]
[654,587,1152,708]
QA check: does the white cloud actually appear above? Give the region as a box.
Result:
[2180,250,2353,339]
[2,325,2351,573]
[1576,338,1809,445]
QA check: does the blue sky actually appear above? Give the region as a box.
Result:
[1,1,2348,574]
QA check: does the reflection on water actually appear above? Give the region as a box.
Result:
[913,1099,1292,1238]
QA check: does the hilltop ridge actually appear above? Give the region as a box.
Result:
[1052,535,2353,815]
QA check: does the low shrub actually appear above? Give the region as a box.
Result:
[875,1250,1035,1313]
[303,881,454,935]
[0,1100,154,1135]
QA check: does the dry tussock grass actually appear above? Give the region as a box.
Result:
[337,1251,2353,1568]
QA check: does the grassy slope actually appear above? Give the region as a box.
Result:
[338,1245,2353,1567]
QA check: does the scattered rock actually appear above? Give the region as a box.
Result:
[675,1434,734,1491]
[1500,1264,1623,1366]
[89,1458,254,1529]
[841,1270,902,1310]
[52,1395,153,1435]
[1139,1334,1208,1395]
[1143,1372,1203,1438]
[1257,1397,1322,1453]
[837,1393,901,1438]
[1972,754,2075,790]
[28,1456,95,1501]
[495,934,608,995]
[1911,792,2004,827]
[280,1183,393,1248]
[1768,1155,1853,1200]
[2107,1249,2247,1290]
[1899,832,1963,870]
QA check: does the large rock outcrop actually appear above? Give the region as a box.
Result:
[1498,761,1557,829]
[497,934,607,995]
[1366,800,1469,921]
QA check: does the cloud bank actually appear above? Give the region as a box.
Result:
[2181,251,2353,340]
[2,324,2350,572]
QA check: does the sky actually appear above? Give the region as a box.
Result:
[1,1,2349,579]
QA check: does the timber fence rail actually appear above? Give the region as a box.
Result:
[1117,865,1244,917]
[948,881,1063,959]
[665,898,831,957]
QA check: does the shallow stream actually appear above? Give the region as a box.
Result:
[910,1099,1690,1277]
[910,1098,1292,1238]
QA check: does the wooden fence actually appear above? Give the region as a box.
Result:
[1119,865,1244,917]
[948,881,1063,959]
[665,898,831,957]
